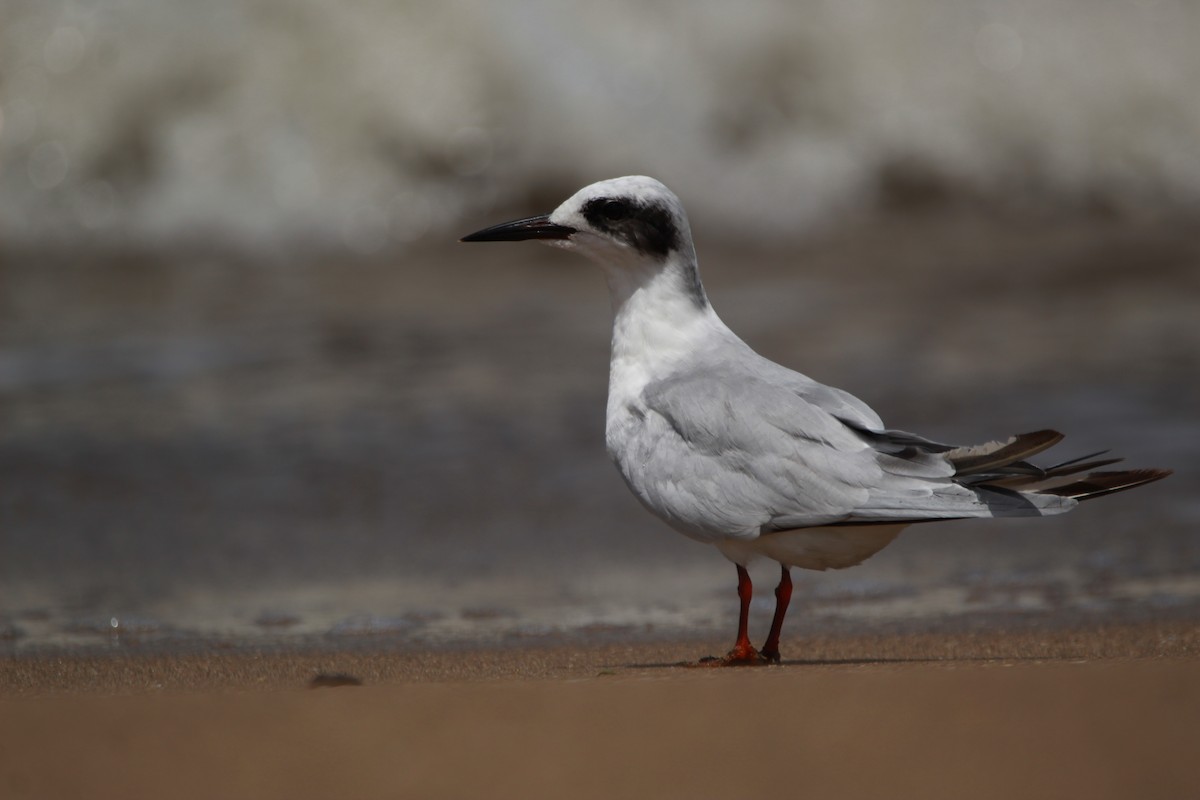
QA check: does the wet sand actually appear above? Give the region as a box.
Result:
[3,621,1198,799]
[3,209,1197,649]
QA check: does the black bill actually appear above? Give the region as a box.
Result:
[460,214,576,243]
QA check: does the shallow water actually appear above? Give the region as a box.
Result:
[2,211,1197,654]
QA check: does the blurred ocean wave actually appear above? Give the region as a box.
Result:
[3,0,1199,253]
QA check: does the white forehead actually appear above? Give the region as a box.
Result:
[556,175,681,214]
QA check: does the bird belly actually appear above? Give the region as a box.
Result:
[715,524,907,571]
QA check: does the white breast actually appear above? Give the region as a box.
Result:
[603,266,725,459]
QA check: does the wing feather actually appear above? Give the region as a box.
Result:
[621,350,1167,540]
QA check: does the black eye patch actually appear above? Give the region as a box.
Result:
[582,196,680,258]
[595,198,633,221]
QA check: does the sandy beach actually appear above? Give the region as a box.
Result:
[3,621,1198,800]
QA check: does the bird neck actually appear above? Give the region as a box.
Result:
[604,249,709,317]
[605,253,722,384]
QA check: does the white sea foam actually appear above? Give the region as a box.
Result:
[2,0,1198,252]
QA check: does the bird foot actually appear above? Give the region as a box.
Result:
[695,643,768,667]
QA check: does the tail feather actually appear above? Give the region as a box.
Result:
[853,426,1171,523]
[979,456,1126,490]
[1043,449,1113,472]
[1033,468,1173,501]
[947,431,1170,510]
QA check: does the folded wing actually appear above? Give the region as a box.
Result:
[640,367,1170,536]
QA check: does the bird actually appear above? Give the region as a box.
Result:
[461,175,1172,665]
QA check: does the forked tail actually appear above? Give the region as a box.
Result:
[950,429,1172,501]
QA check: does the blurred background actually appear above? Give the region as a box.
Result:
[2,0,1197,652]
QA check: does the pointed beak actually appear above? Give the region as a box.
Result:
[460,214,576,243]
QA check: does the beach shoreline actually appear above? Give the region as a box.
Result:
[4,617,1196,697]
[2,620,1197,800]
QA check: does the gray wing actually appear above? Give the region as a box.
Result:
[744,353,886,431]
[636,364,1076,538]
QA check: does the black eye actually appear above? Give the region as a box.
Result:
[598,199,631,221]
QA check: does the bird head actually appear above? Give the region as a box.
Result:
[461,176,693,269]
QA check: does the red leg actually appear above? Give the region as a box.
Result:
[722,565,761,664]
[760,565,792,663]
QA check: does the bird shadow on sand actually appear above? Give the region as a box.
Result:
[622,654,1058,670]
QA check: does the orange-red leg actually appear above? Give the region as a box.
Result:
[722,565,761,664]
[760,565,792,663]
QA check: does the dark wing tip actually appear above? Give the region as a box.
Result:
[1038,468,1173,501]
[951,429,1065,476]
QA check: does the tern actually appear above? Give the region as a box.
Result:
[461,175,1171,665]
